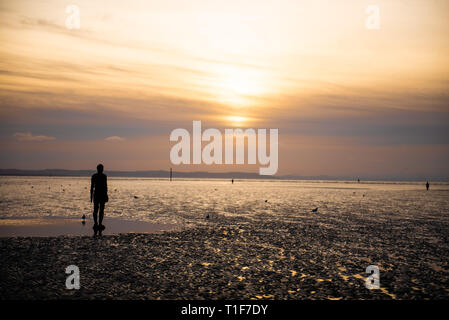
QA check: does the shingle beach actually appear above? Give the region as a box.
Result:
[1,208,448,300]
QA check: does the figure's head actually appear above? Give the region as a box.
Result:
[97,164,104,173]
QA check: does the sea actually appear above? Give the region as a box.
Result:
[1,176,448,236]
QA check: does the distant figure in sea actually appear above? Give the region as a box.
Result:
[232,179,234,184]
[91,164,108,235]
[426,181,429,191]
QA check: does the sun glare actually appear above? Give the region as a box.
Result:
[227,71,260,96]
[208,65,268,106]
[225,115,252,126]
[227,116,247,123]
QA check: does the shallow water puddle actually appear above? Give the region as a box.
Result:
[0,217,179,237]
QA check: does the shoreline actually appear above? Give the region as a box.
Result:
[2,172,449,183]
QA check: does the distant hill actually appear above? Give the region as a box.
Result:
[0,168,447,181]
[0,168,275,179]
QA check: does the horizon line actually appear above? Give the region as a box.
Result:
[0,168,447,182]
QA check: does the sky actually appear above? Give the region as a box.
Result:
[0,0,448,179]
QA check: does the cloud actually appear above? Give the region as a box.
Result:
[105,136,125,141]
[13,132,55,142]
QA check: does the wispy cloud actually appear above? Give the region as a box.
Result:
[105,136,125,141]
[1,0,448,176]
[13,132,56,142]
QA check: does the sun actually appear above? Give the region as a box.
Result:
[224,115,253,127]
[227,116,247,123]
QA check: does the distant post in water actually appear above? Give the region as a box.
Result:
[170,167,172,181]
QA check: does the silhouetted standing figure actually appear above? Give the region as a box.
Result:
[91,164,108,235]
[426,181,429,191]
[232,179,234,184]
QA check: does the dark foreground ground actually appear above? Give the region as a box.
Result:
[1,212,449,300]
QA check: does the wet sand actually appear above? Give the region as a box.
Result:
[1,211,448,300]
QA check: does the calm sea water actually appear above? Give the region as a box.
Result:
[1,176,448,229]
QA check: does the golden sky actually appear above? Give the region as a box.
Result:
[0,0,448,178]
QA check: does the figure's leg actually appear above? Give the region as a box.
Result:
[93,201,99,225]
[99,202,105,225]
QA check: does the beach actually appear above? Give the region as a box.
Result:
[1,190,449,299]
[2,0,449,306]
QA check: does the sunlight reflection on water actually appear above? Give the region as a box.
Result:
[1,177,448,229]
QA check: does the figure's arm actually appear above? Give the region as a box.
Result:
[90,175,94,202]
[105,175,108,195]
